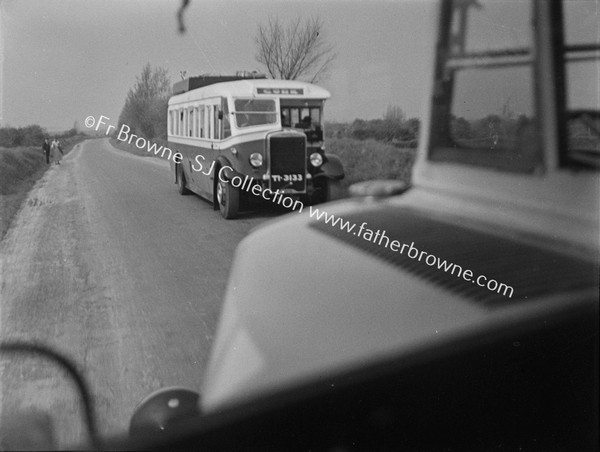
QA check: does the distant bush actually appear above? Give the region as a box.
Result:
[325,121,352,139]
[0,125,79,148]
[327,137,416,188]
[325,106,420,148]
[0,125,47,148]
[0,146,43,195]
[57,128,78,139]
[347,116,420,145]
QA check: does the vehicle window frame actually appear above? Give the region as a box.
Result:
[233,98,278,129]
[553,0,600,170]
[427,0,543,174]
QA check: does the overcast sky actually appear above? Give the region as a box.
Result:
[0,0,437,131]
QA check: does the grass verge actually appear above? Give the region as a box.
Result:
[0,135,88,240]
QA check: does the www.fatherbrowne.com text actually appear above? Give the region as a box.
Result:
[307,206,515,299]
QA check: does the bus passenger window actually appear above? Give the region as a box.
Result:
[193,108,198,137]
[214,106,221,140]
[199,107,205,138]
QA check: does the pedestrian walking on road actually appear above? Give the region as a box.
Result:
[42,138,51,164]
[50,138,63,165]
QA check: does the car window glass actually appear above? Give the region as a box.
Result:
[563,0,600,166]
[430,0,541,172]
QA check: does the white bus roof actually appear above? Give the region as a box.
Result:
[169,78,331,106]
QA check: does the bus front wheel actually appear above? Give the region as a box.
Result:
[216,179,239,219]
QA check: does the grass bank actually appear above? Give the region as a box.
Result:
[0,135,88,240]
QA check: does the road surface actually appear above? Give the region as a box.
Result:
[0,138,272,446]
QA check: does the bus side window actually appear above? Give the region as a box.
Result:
[213,106,219,140]
[200,106,205,138]
[193,107,198,138]
[222,100,231,139]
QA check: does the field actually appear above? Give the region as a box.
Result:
[0,135,88,239]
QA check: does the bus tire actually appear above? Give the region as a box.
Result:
[177,165,191,195]
[217,178,239,219]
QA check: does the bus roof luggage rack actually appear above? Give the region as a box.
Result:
[173,71,267,95]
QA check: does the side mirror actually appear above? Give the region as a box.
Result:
[129,387,201,437]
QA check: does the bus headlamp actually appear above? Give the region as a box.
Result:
[249,153,263,167]
[310,152,323,167]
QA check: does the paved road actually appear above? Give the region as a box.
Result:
[0,139,270,446]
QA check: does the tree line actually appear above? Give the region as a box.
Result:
[326,106,420,147]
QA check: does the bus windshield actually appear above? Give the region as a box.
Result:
[280,106,322,130]
[234,99,277,128]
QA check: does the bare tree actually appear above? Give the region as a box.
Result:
[255,16,336,83]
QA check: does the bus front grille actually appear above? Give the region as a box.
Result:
[268,134,307,193]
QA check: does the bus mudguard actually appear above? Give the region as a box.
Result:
[321,153,344,180]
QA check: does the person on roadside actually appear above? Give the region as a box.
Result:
[42,138,51,164]
[50,137,63,165]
